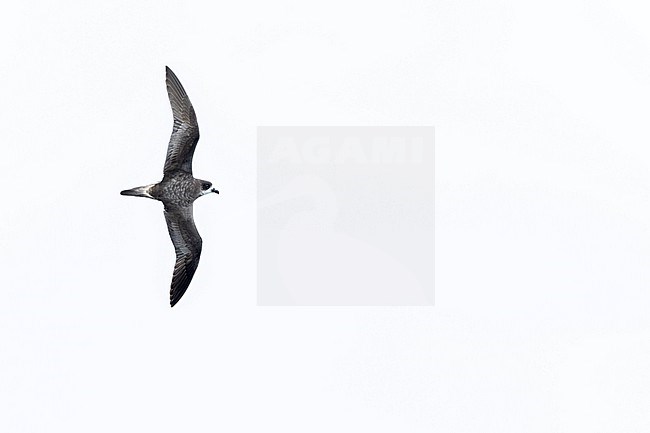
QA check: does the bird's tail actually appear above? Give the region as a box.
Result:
[120,184,155,199]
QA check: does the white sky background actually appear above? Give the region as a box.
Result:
[1,0,650,431]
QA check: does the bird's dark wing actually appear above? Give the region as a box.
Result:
[163,66,200,175]
[163,203,203,307]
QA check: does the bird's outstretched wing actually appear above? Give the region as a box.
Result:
[163,66,200,175]
[163,203,203,307]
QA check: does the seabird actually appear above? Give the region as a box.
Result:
[121,66,219,307]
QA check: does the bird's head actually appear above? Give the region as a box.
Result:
[198,179,219,196]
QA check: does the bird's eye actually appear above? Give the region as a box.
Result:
[202,182,211,190]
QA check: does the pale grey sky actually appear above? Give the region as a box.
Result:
[2,1,650,432]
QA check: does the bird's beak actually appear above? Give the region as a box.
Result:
[212,188,219,194]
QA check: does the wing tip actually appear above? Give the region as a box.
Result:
[169,281,188,308]
[165,66,189,104]
[170,293,183,308]
[170,284,186,307]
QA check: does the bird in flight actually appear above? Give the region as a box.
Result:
[121,66,219,307]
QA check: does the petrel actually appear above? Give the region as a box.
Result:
[121,66,219,307]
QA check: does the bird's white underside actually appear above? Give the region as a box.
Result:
[144,184,156,198]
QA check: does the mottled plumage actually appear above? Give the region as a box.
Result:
[121,67,219,307]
